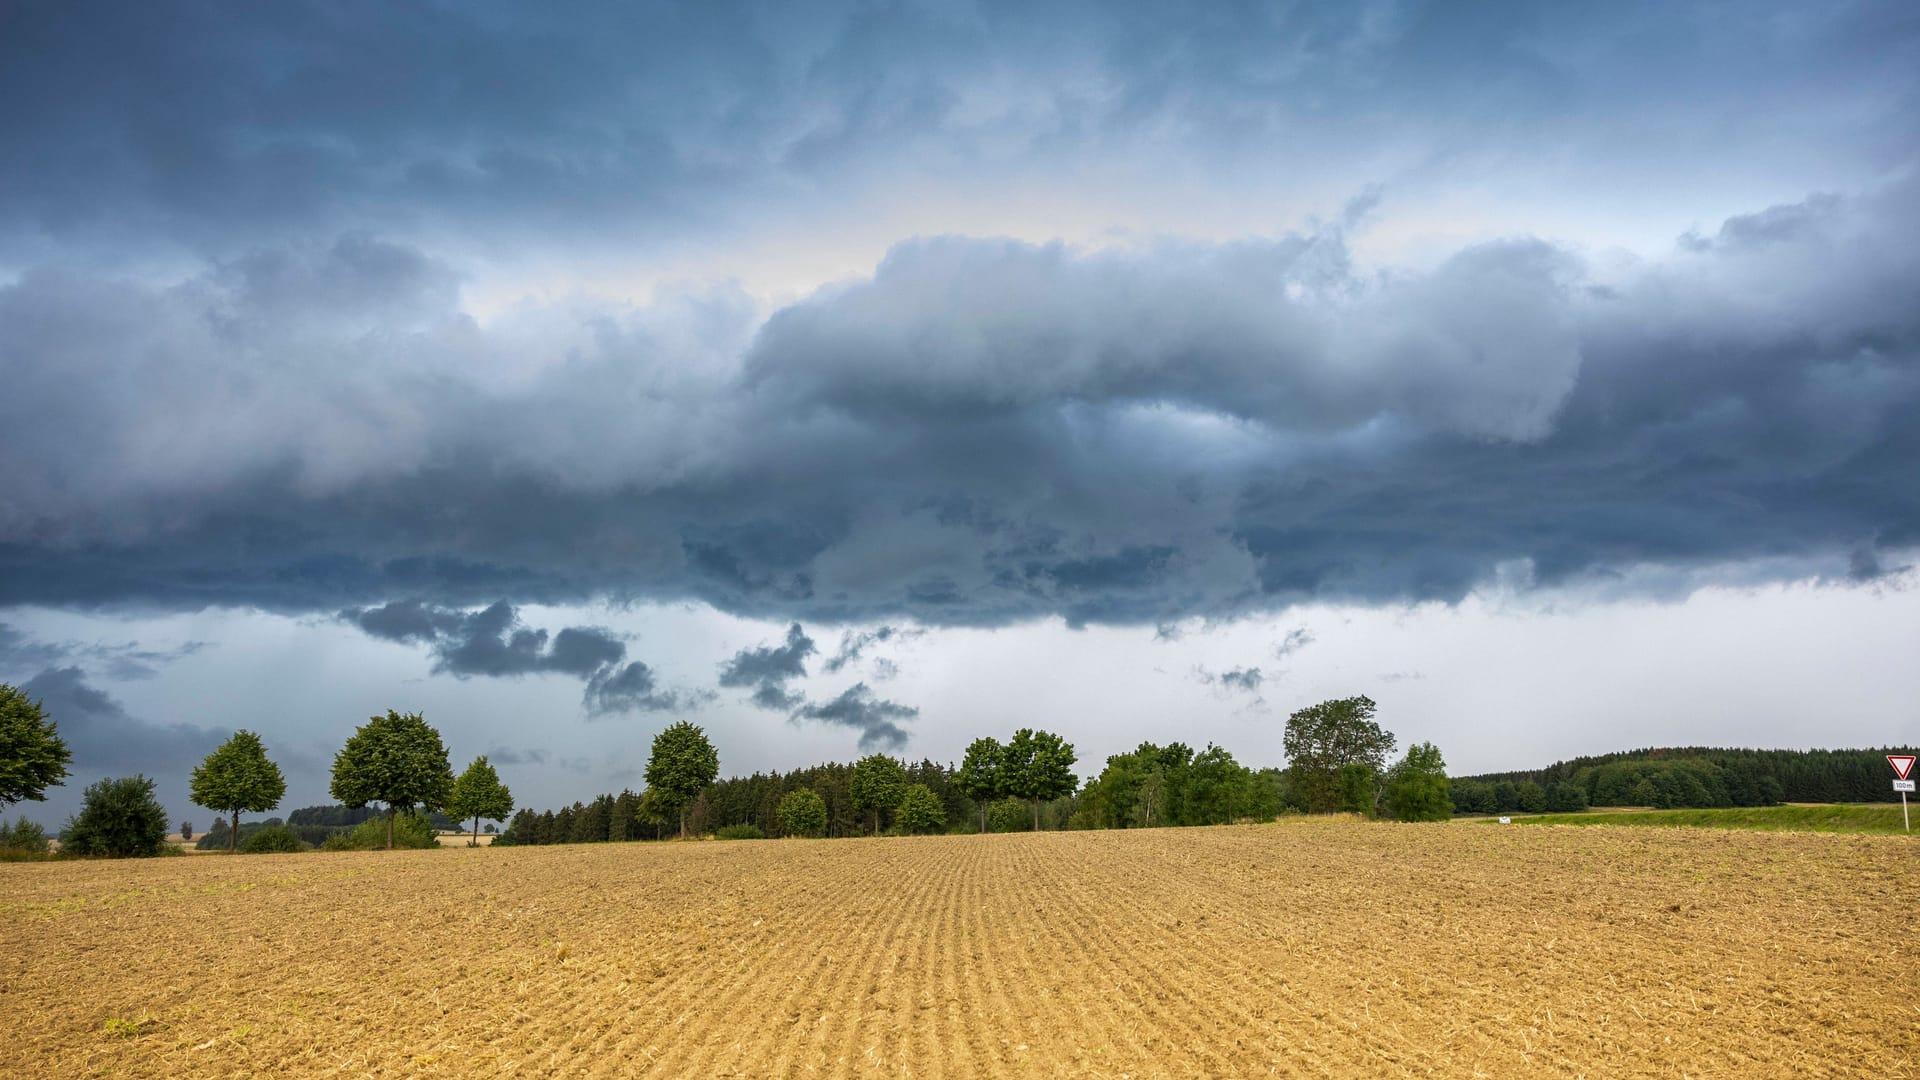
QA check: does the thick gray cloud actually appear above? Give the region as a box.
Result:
[718,623,816,710]
[2,180,1915,628]
[18,666,225,776]
[822,625,920,674]
[792,683,917,751]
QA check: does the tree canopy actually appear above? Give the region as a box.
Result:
[1002,728,1078,829]
[777,787,828,838]
[1283,696,1396,814]
[448,755,514,845]
[850,754,907,835]
[954,736,1004,832]
[190,730,287,852]
[329,710,455,849]
[645,721,719,839]
[1,683,72,809]
[1385,741,1452,822]
[895,783,947,834]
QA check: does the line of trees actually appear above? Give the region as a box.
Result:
[1456,746,1919,811]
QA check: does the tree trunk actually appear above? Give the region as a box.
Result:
[229,810,239,853]
[678,806,686,840]
[387,806,396,850]
[471,816,480,847]
[980,805,988,833]
[1031,798,1040,831]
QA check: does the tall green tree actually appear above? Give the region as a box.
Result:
[645,721,719,839]
[955,737,1005,832]
[447,755,514,846]
[329,710,456,849]
[1385,741,1452,822]
[190,730,287,853]
[62,775,169,857]
[895,783,947,834]
[1283,696,1396,814]
[850,754,907,835]
[1002,728,1078,830]
[1,683,72,809]
[777,788,828,837]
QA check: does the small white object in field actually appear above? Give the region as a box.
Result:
[1498,817,1512,825]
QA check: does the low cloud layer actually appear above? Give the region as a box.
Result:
[718,623,816,710]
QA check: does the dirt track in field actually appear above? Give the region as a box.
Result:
[2,819,1914,1078]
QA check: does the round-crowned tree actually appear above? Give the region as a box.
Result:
[895,783,947,835]
[447,756,514,846]
[849,754,907,835]
[62,775,169,857]
[777,788,828,838]
[1,683,72,810]
[1385,741,1452,822]
[190,730,287,853]
[645,721,719,839]
[329,710,455,850]
[1001,729,1078,830]
[954,737,1004,833]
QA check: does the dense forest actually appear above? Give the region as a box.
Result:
[1453,747,1916,814]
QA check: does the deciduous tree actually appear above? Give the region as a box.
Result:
[1283,696,1396,814]
[62,775,169,857]
[645,721,719,839]
[329,710,456,849]
[1001,728,1078,830]
[1385,741,1452,822]
[448,756,514,846]
[955,737,1004,832]
[777,788,828,837]
[850,754,907,835]
[1,683,72,809]
[190,730,288,853]
[895,783,947,834]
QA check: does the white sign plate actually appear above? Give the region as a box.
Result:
[1896,779,1916,793]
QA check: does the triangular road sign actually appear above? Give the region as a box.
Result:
[1891,755,1917,781]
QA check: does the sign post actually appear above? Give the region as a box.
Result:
[1891,756,1916,832]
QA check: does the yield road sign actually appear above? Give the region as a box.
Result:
[1891,755,1917,781]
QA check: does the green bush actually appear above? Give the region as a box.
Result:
[715,823,766,840]
[895,783,947,834]
[1543,781,1588,813]
[986,797,1030,833]
[242,825,309,853]
[62,775,170,857]
[776,788,828,838]
[322,812,439,850]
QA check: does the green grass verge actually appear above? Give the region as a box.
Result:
[1487,804,1914,836]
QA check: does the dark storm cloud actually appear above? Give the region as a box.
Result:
[1193,665,1264,696]
[718,624,816,709]
[3,1,1910,269]
[486,746,550,767]
[342,600,701,714]
[792,683,916,751]
[0,624,206,682]
[2,177,1917,625]
[18,666,226,775]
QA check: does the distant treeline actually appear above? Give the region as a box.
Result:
[1455,747,1917,812]
[197,805,456,849]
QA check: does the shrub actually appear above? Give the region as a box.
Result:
[715,823,766,840]
[323,812,439,851]
[1543,781,1588,813]
[242,825,309,853]
[987,797,1030,833]
[777,788,828,838]
[62,775,169,857]
[895,783,947,834]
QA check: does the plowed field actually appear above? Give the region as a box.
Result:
[3,819,1914,1078]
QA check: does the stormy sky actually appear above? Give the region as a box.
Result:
[3,1,1916,827]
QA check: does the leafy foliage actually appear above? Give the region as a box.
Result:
[62,775,169,857]
[0,683,72,808]
[0,815,50,853]
[329,710,456,849]
[1385,742,1451,822]
[954,737,1005,832]
[190,730,287,852]
[322,811,438,850]
[241,825,308,853]
[895,783,947,834]
[850,754,908,834]
[777,788,828,838]
[448,756,514,844]
[1001,728,1077,829]
[1081,742,1283,828]
[645,721,719,839]
[986,797,1031,833]
[1283,696,1396,814]
[715,823,766,839]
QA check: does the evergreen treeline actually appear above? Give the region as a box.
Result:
[1454,747,1917,812]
